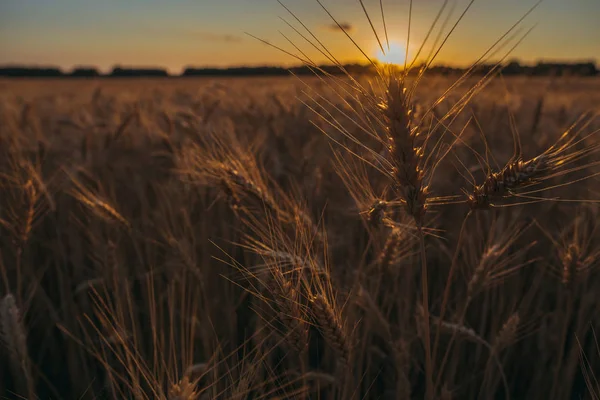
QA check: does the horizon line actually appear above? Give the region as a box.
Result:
[1,57,598,74]
[1,59,598,79]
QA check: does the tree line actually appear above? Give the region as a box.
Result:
[0,61,597,78]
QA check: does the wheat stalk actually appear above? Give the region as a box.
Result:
[468,155,550,209]
[268,267,309,356]
[366,199,388,226]
[392,339,411,400]
[221,164,280,216]
[310,294,350,367]
[380,73,428,223]
[1,294,34,399]
[375,228,402,271]
[492,312,520,353]
[469,117,599,209]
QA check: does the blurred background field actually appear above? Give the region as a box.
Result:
[1,75,600,399]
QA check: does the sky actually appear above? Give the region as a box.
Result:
[0,0,598,73]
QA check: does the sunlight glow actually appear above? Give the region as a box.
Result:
[375,41,408,66]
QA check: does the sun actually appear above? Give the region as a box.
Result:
[375,41,408,66]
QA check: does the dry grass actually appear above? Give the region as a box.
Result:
[1,62,600,400]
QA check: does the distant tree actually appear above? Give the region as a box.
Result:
[0,59,596,78]
[502,61,522,75]
[0,66,63,77]
[70,67,100,77]
[110,66,169,77]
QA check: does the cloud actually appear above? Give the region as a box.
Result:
[196,32,243,43]
[325,22,355,33]
[141,24,243,43]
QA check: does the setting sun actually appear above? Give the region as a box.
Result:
[375,41,408,65]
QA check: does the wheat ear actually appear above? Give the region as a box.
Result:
[468,155,550,209]
[469,118,598,209]
[1,294,34,399]
[168,376,199,400]
[310,294,350,367]
[269,268,309,356]
[381,73,428,223]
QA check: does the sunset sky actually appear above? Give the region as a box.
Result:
[1,0,598,73]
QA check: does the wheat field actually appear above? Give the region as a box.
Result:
[0,73,599,400]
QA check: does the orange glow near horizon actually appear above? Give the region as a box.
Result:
[0,1,598,72]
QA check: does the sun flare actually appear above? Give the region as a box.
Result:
[375,41,408,66]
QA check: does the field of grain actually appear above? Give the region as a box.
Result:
[1,75,599,400]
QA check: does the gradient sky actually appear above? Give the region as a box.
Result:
[1,0,598,73]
